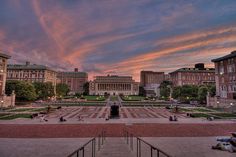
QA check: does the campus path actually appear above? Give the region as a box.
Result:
[97,138,135,157]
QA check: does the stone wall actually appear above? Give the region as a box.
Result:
[207,95,236,108]
[0,94,15,108]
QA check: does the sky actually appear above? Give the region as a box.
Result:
[1,0,236,81]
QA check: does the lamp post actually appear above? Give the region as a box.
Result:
[1,100,4,110]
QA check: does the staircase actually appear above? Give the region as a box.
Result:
[96,138,135,157]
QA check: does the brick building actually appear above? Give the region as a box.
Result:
[169,63,215,87]
[57,68,88,94]
[212,51,236,99]
[7,62,57,87]
[140,71,165,87]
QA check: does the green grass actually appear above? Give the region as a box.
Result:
[190,113,219,119]
[211,113,236,118]
[7,108,35,112]
[121,96,145,101]
[0,114,32,120]
[83,96,106,101]
[110,96,119,101]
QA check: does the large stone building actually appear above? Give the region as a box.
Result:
[7,61,57,87]
[212,51,236,99]
[140,71,165,87]
[57,68,88,94]
[170,63,215,87]
[0,52,15,107]
[89,75,139,95]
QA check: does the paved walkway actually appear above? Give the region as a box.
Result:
[0,138,90,157]
[97,138,134,157]
[143,137,236,157]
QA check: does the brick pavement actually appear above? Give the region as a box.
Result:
[46,107,187,119]
[0,123,236,138]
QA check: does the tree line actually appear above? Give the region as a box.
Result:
[160,81,216,104]
[5,80,70,101]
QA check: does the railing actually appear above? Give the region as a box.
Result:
[124,130,172,157]
[67,131,106,157]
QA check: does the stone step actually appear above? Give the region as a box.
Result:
[96,138,135,157]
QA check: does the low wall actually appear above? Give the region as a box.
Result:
[207,96,236,108]
[0,94,15,108]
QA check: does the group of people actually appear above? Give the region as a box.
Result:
[212,132,236,153]
[169,115,178,121]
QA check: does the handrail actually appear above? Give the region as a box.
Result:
[67,130,106,157]
[124,130,172,157]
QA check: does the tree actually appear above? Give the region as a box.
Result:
[83,82,89,95]
[139,86,146,96]
[6,80,37,101]
[160,81,173,99]
[56,83,70,97]
[198,86,208,103]
[33,82,54,100]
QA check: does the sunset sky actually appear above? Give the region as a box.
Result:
[1,0,236,81]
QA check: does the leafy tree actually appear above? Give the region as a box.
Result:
[6,80,37,101]
[160,81,173,99]
[83,82,89,95]
[33,82,54,100]
[139,86,146,96]
[172,86,182,99]
[56,83,70,97]
[198,86,208,103]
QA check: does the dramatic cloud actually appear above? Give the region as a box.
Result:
[0,0,236,81]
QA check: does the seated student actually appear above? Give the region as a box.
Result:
[212,132,236,153]
[59,116,66,122]
[173,115,178,121]
[169,116,173,121]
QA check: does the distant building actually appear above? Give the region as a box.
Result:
[140,71,165,87]
[7,61,57,87]
[169,63,215,87]
[57,68,88,94]
[164,74,171,81]
[212,51,236,99]
[89,75,139,95]
[140,71,165,97]
[144,84,161,97]
[0,52,15,107]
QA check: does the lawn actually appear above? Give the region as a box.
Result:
[121,95,145,101]
[0,114,32,120]
[110,96,119,101]
[83,96,106,101]
[7,108,35,112]
[211,113,236,118]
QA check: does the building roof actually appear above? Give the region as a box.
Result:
[57,71,88,78]
[7,64,56,72]
[212,50,236,62]
[169,68,215,74]
[0,52,11,59]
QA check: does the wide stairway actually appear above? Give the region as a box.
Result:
[96,138,135,157]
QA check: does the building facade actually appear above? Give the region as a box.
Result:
[140,71,165,87]
[0,53,11,95]
[89,75,139,95]
[212,51,236,99]
[170,63,215,87]
[0,52,15,108]
[7,62,57,87]
[57,68,88,94]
